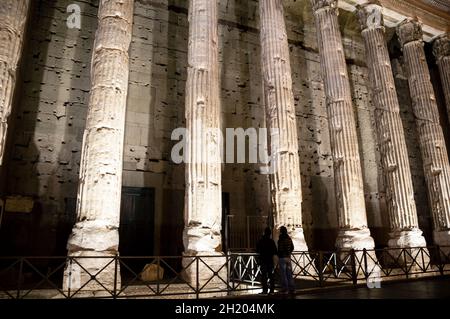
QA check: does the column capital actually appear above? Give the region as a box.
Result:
[433,33,450,60]
[397,18,423,46]
[356,2,384,32]
[310,0,337,13]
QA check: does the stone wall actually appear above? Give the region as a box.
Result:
[0,0,446,256]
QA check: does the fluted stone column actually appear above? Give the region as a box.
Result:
[259,0,308,251]
[182,0,225,285]
[0,0,29,165]
[64,0,134,291]
[433,33,450,121]
[311,0,375,251]
[357,4,426,249]
[397,19,450,248]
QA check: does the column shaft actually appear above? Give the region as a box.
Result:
[433,34,450,123]
[259,0,308,250]
[183,0,222,255]
[0,0,29,164]
[397,19,450,247]
[311,0,375,250]
[357,4,426,248]
[64,0,134,291]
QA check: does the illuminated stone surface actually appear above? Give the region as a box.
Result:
[397,19,450,248]
[311,0,375,250]
[357,3,426,249]
[64,0,135,291]
[0,0,29,165]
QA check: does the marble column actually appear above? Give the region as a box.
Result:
[64,0,134,291]
[397,19,450,248]
[259,0,308,251]
[433,33,450,122]
[357,4,426,249]
[311,0,375,251]
[182,0,224,285]
[0,0,30,165]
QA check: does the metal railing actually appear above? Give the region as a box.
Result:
[0,246,449,299]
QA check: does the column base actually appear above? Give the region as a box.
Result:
[63,250,119,294]
[289,227,309,252]
[433,230,450,255]
[335,228,379,276]
[63,222,120,293]
[384,228,429,267]
[181,252,227,293]
[335,228,375,251]
[182,226,227,294]
[387,228,427,248]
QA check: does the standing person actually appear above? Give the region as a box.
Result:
[277,226,295,294]
[256,227,277,294]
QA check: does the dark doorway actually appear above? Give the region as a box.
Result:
[119,187,155,260]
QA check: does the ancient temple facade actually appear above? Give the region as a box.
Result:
[0,0,449,270]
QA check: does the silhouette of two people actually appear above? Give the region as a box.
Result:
[256,226,295,295]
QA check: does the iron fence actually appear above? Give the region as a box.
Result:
[0,246,449,299]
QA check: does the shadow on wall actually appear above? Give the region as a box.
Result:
[0,0,98,257]
[0,0,54,257]
[293,1,337,251]
[158,0,188,266]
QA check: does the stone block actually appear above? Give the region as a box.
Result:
[140,263,164,282]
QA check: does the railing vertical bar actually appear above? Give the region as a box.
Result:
[157,257,161,295]
[196,257,199,299]
[319,251,324,287]
[16,257,24,299]
[363,248,368,280]
[404,249,409,278]
[351,250,357,286]
[113,255,118,299]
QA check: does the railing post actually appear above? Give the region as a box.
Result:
[350,249,357,286]
[113,255,118,299]
[318,251,324,287]
[16,257,24,299]
[157,257,161,295]
[226,253,230,294]
[67,257,72,299]
[231,254,236,291]
[403,248,409,278]
[436,245,444,276]
[363,248,368,280]
[196,256,199,299]
[420,247,425,271]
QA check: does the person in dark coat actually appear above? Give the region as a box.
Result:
[277,226,295,294]
[256,227,277,294]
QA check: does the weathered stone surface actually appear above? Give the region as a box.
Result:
[311,0,375,250]
[259,0,308,251]
[433,33,450,124]
[357,4,426,249]
[140,263,164,282]
[64,0,134,291]
[2,0,445,258]
[64,251,118,292]
[182,0,223,261]
[0,0,29,165]
[397,19,450,249]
